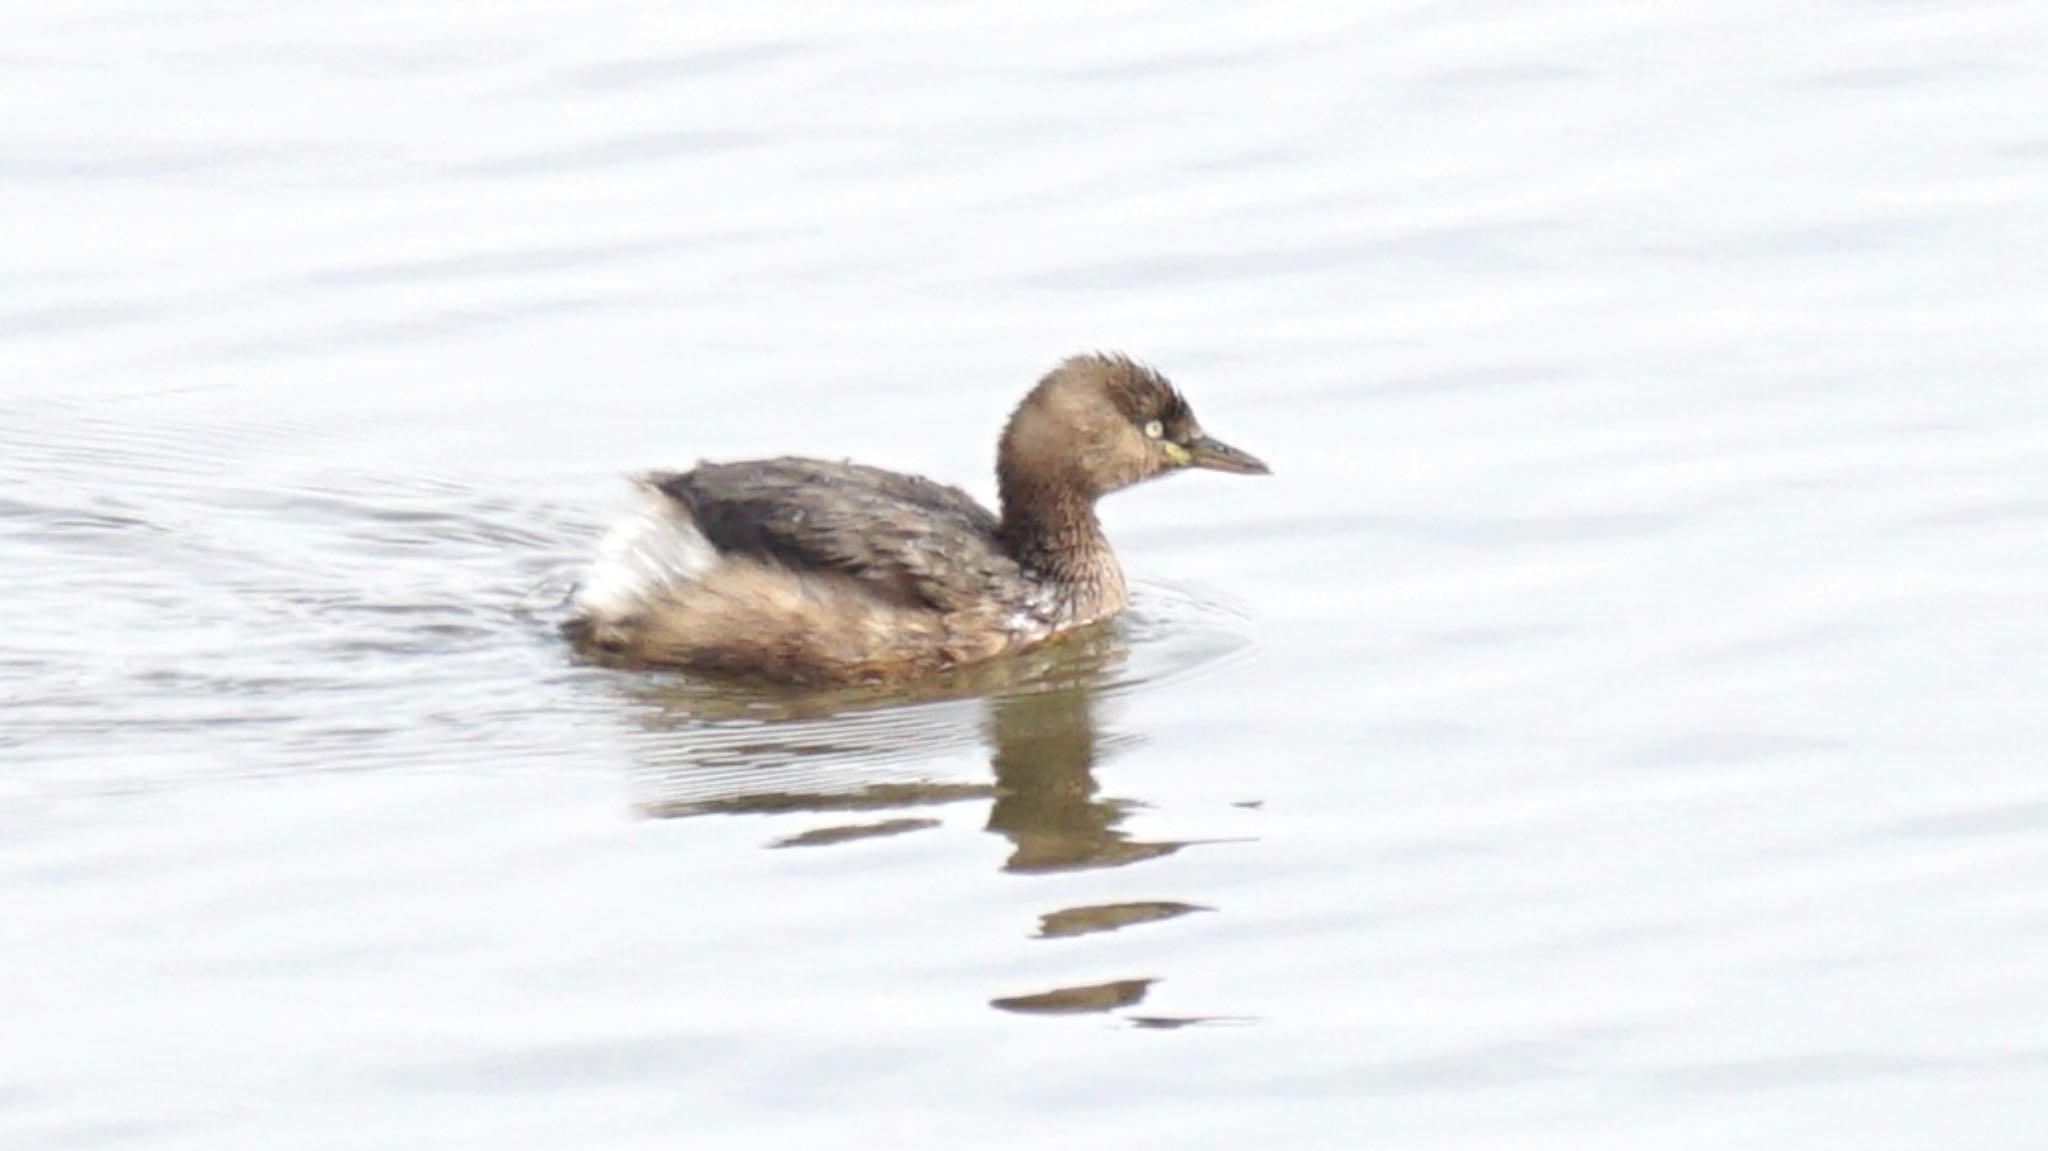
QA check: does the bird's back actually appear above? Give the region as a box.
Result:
[654,458,1013,612]
[568,458,1041,682]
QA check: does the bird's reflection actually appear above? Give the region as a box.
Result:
[610,621,1238,1022]
[619,623,1184,873]
[981,677,1178,872]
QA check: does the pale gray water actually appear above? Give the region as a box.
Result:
[4,1,2047,1147]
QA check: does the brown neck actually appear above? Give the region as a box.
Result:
[998,479,1127,616]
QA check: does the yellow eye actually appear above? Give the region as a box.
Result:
[1143,419,1164,439]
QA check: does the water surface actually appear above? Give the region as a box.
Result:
[4,2,2047,1148]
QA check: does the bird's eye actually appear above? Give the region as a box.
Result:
[1143,419,1164,439]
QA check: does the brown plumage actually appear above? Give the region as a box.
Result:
[565,352,1268,684]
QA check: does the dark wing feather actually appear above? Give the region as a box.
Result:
[649,458,1012,612]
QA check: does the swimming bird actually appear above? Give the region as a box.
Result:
[566,353,1267,683]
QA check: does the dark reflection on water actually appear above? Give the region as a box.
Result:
[991,978,1153,1016]
[768,817,944,848]
[981,677,1182,873]
[621,623,1189,874]
[614,619,1233,1017]
[1036,901,1210,939]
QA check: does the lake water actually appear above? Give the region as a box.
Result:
[4,1,2046,1147]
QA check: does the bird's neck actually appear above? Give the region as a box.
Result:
[998,480,1127,619]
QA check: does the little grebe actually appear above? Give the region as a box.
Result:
[566,352,1267,683]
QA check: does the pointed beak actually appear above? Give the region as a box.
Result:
[1184,434,1270,476]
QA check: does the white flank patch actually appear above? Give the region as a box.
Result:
[573,485,718,619]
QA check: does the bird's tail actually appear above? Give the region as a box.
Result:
[569,478,717,627]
